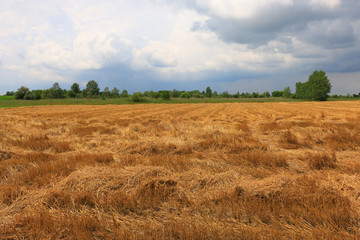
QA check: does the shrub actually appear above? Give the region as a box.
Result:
[161,91,171,100]
[131,93,147,102]
[272,91,283,97]
[180,92,190,99]
[14,86,30,99]
[282,87,291,98]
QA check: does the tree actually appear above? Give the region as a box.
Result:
[120,89,128,98]
[171,89,180,98]
[14,86,30,99]
[205,86,212,98]
[262,91,271,98]
[282,86,291,98]
[86,80,100,97]
[160,91,171,100]
[111,87,120,97]
[180,92,190,99]
[295,70,332,101]
[221,91,230,98]
[272,91,283,97]
[71,83,80,95]
[102,87,111,98]
[50,82,65,98]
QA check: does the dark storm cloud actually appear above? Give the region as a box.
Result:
[192,1,359,49]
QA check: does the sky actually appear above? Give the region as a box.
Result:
[0,0,360,95]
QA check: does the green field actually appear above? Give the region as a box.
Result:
[0,97,302,108]
[0,96,359,108]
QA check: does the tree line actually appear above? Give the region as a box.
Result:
[4,70,339,101]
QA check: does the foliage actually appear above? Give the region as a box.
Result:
[44,82,66,99]
[160,91,171,100]
[171,89,180,98]
[71,83,80,95]
[189,90,202,98]
[32,90,43,100]
[180,92,190,99]
[150,91,161,99]
[251,92,259,98]
[221,91,230,98]
[272,91,283,97]
[282,86,291,98]
[262,91,271,98]
[120,89,128,98]
[102,87,111,98]
[111,87,120,98]
[131,93,147,102]
[295,70,332,101]
[85,80,100,97]
[205,86,212,98]
[15,86,30,99]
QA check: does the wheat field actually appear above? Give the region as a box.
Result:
[1,102,360,239]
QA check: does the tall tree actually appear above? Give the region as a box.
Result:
[295,70,332,101]
[205,86,212,98]
[282,86,291,98]
[86,80,100,96]
[71,83,80,95]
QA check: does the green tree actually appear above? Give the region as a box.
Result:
[86,80,100,97]
[180,92,190,99]
[102,87,111,98]
[282,86,291,98]
[171,89,180,98]
[272,91,283,97]
[120,89,128,98]
[23,91,34,100]
[14,86,30,99]
[71,83,80,95]
[251,92,259,98]
[50,82,65,98]
[295,70,332,101]
[205,86,212,97]
[222,91,230,98]
[262,91,271,98]
[111,87,120,97]
[161,91,171,100]
[131,92,147,102]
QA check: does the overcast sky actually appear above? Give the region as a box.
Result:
[0,0,359,94]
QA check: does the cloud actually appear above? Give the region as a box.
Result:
[0,0,359,95]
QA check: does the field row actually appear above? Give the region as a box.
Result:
[1,102,360,239]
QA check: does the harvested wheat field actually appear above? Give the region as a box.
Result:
[1,102,360,239]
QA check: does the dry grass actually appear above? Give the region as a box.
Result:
[1,102,360,239]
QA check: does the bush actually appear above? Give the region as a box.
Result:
[171,89,180,98]
[151,92,161,99]
[272,91,283,97]
[23,91,35,100]
[14,86,30,99]
[131,93,147,103]
[161,91,171,100]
